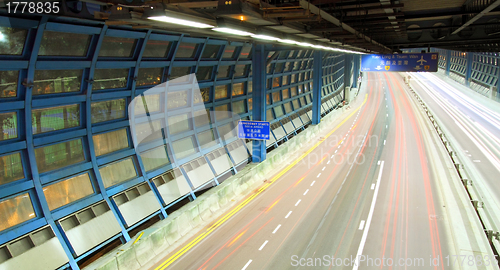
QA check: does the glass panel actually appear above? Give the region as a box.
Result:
[137,68,163,86]
[234,65,247,77]
[248,98,253,111]
[222,45,236,59]
[218,66,231,79]
[232,83,244,96]
[99,36,137,57]
[239,46,252,59]
[39,31,91,56]
[196,66,213,81]
[0,112,17,141]
[0,152,24,185]
[214,85,228,99]
[275,106,284,117]
[233,100,245,115]
[100,158,137,188]
[135,120,163,144]
[172,136,197,159]
[93,129,129,156]
[195,87,210,103]
[273,77,280,88]
[266,109,273,120]
[193,109,210,127]
[170,67,191,80]
[0,70,19,98]
[247,81,252,93]
[283,76,289,86]
[292,99,300,110]
[0,193,35,232]
[33,70,82,95]
[215,104,231,121]
[284,102,292,113]
[0,27,27,55]
[140,146,170,171]
[201,44,221,59]
[32,104,80,134]
[272,92,281,103]
[167,91,187,109]
[218,123,235,141]
[91,98,126,124]
[266,94,271,105]
[282,89,290,99]
[135,94,160,114]
[275,63,283,73]
[143,39,171,58]
[175,42,198,58]
[168,113,191,134]
[44,173,94,210]
[291,86,297,96]
[35,139,85,173]
[285,62,292,72]
[93,69,128,90]
[198,129,217,149]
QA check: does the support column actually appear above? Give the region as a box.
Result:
[465,52,473,87]
[496,58,500,98]
[344,54,352,100]
[251,44,267,163]
[312,50,322,125]
[352,54,360,88]
[445,50,451,76]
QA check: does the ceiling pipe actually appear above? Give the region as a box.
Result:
[451,0,500,35]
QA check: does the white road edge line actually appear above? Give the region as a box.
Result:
[304,189,309,195]
[295,199,301,206]
[353,161,385,270]
[358,220,365,230]
[242,259,252,270]
[311,181,315,186]
[285,211,292,219]
[272,224,281,234]
[258,240,269,251]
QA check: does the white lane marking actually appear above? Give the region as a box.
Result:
[386,125,388,129]
[303,189,309,195]
[335,150,338,153]
[272,224,281,234]
[317,173,321,178]
[295,199,301,206]
[327,160,330,164]
[473,160,481,163]
[384,140,386,145]
[311,181,315,186]
[331,155,335,158]
[242,259,252,270]
[258,240,268,251]
[386,114,388,117]
[359,220,366,230]
[377,160,380,165]
[371,183,375,190]
[322,167,326,171]
[285,211,292,219]
[464,150,469,153]
[353,161,385,270]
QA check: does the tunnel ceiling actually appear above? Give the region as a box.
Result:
[6,0,500,53]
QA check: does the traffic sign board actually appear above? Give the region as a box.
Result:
[237,120,270,140]
[361,53,438,72]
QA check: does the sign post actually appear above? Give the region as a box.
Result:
[361,53,439,72]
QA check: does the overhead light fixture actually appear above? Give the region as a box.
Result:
[0,31,5,42]
[278,39,297,44]
[297,42,313,47]
[212,27,254,36]
[252,34,279,41]
[148,16,214,28]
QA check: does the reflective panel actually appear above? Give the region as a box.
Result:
[215,104,230,121]
[283,76,289,86]
[99,158,137,188]
[284,102,292,113]
[282,89,290,99]
[170,67,191,81]
[143,39,171,58]
[0,112,17,141]
[233,100,245,115]
[0,70,19,98]
[44,173,94,210]
[232,83,244,96]
[175,42,198,58]
[168,113,191,134]
[218,123,235,141]
[240,46,252,59]
[140,145,170,171]
[32,104,80,134]
[134,94,160,114]
[266,94,271,105]
[275,106,284,117]
[218,66,231,79]
[0,27,27,55]
[172,136,197,159]
[291,86,297,96]
[137,68,163,86]
[196,66,213,81]
[214,85,228,100]
[275,63,283,73]
[99,36,137,57]
[0,152,24,185]
[193,109,210,127]
[201,44,221,59]
[234,65,247,77]
[135,119,163,144]
[93,69,129,90]
[195,87,210,103]
[93,129,129,156]
[247,81,252,93]
[167,91,187,109]
[266,109,273,120]
[292,99,300,110]
[35,139,85,173]
[39,31,91,56]
[91,98,126,124]
[198,129,217,149]
[248,98,253,111]
[0,193,35,232]
[222,45,236,59]
[272,92,281,103]
[33,70,82,95]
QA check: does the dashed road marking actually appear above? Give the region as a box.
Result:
[327,160,330,164]
[371,183,375,190]
[258,241,269,251]
[304,189,309,195]
[272,224,281,234]
[473,160,481,163]
[285,211,292,219]
[322,167,326,171]
[242,259,252,270]
[384,140,386,145]
[295,199,301,206]
[359,220,366,230]
[317,173,321,178]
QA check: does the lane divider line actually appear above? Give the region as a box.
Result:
[258,240,269,251]
[285,211,292,219]
[303,189,309,195]
[311,181,315,186]
[370,183,375,190]
[358,220,366,230]
[272,224,281,234]
[295,199,301,206]
[322,167,326,171]
[242,259,252,270]
[317,173,321,178]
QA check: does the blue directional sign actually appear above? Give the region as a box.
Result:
[238,120,270,140]
[361,53,438,72]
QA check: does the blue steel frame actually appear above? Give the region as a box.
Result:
[0,14,356,269]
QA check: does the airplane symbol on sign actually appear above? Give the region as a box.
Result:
[417,56,427,65]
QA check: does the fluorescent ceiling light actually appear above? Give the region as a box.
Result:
[252,34,279,41]
[0,31,5,42]
[212,27,253,36]
[278,39,297,44]
[148,16,214,28]
[297,42,313,47]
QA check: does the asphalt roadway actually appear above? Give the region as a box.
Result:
[150,72,495,270]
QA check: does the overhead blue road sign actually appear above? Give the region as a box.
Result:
[361,53,438,72]
[238,120,270,140]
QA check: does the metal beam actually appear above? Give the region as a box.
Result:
[251,44,267,163]
[312,50,322,125]
[465,52,473,87]
[452,0,500,35]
